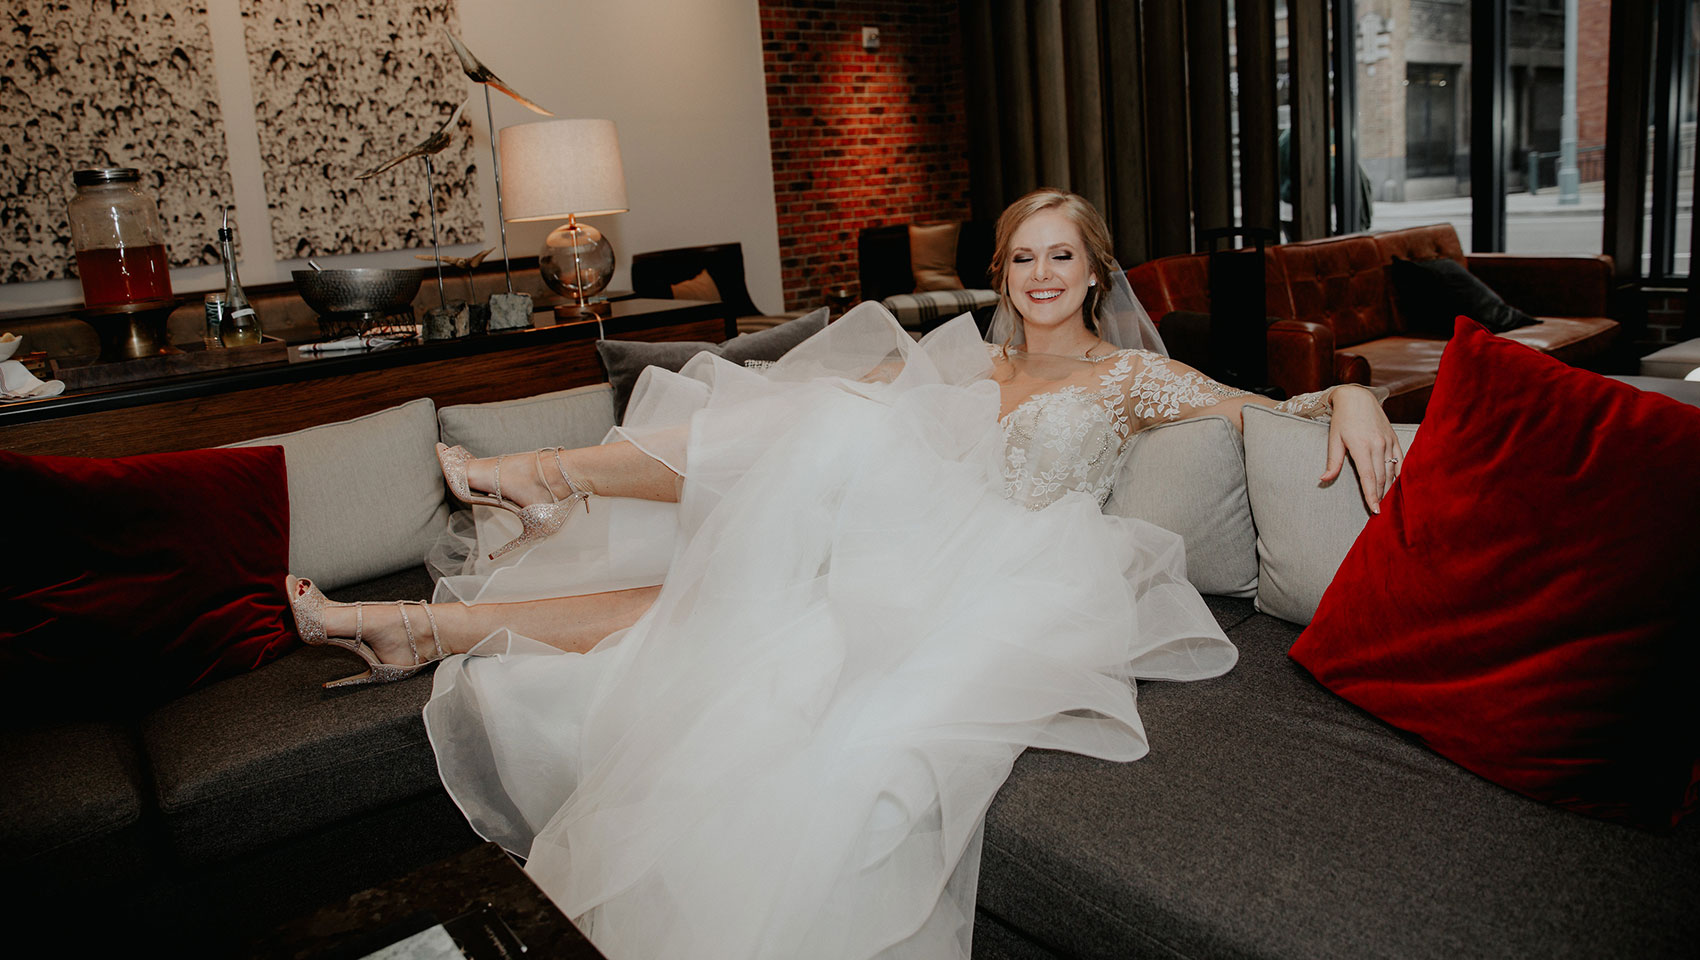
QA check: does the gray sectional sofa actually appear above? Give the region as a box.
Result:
[5,378,1696,957]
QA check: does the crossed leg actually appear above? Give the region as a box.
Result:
[292,577,664,664]
[290,437,686,667]
[462,440,683,507]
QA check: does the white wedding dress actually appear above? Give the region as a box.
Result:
[422,304,1237,959]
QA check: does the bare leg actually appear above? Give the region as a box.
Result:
[462,438,683,507]
[293,575,663,661]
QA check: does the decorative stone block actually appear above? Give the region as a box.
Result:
[487,292,533,332]
[422,301,470,341]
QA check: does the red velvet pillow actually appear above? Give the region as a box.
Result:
[1290,317,1700,828]
[0,446,297,714]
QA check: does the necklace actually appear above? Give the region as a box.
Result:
[1009,338,1109,362]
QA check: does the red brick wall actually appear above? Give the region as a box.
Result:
[1576,0,1610,150]
[760,0,971,310]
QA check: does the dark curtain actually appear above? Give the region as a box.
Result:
[959,0,1287,266]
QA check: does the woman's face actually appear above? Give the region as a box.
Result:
[1004,208,1095,336]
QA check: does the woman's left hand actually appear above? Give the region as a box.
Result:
[1319,385,1403,513]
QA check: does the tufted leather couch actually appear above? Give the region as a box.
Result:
[1127,224,1620,421]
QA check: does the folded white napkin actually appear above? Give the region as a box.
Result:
[0,360,64,400]
[301,335,407,354]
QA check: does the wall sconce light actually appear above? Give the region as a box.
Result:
[862,27,880,51]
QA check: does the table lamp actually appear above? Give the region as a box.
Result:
[498,118,629,318]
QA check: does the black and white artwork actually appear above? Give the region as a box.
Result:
[241,0,480,260]
[0,2,234,282]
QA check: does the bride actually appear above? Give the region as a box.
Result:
[289,189,1398,958]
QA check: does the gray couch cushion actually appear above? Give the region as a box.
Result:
[231,398,448,591]
[141,566,445,866]
[1243,405,1421,624]
[979,611,1700,960]
[1105,416,1258,598]
[0,720,149,889]
[437,383,618,459]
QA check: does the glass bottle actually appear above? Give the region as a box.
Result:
[217,211,263,346]
[67,168,174,307]
[204,292,227,348]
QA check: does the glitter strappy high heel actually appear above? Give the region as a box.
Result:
[435,443,593,560]
[287,576,446,688]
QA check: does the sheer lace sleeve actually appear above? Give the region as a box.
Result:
[1270,384,1391,422]
[1118,352,1251,428]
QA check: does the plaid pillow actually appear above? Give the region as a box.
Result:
[881,289,1000,330]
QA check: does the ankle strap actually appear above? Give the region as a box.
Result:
[419,603,445,661]
[534,449,562,504]
[550,447,592,507]
[397,604,420,665]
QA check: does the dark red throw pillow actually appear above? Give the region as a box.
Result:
[1290,317,1700,828]
[0,446,297,714]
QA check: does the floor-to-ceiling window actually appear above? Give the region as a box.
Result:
[1352,1,1474,244]
[1496,1,1609,257]
[1341,0,1689,289]
[1642,0,1697,281]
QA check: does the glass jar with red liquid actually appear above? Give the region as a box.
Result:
[68,168,174,307]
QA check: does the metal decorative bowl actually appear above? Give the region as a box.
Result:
[291,268,428,318]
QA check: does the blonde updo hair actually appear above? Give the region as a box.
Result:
[988,188,1117,344]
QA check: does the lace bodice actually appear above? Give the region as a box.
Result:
[997,348,1249,509]
[994,346,1343,510]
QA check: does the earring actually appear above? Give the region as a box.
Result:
[1089,278,1097,286]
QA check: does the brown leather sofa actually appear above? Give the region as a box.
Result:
[1127,224,1620,421]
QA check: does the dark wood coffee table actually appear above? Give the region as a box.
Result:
[247,842,606,959]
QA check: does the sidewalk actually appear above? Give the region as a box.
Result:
[1380,182,1604,220]
[1369,180,1692,267]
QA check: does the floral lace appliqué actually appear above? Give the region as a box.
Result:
[997,350,1140,510]
[1125,353,1248,423]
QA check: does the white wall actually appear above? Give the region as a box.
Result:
[0,0,782,315]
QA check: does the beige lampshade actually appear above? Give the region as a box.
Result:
[498,118,630,222]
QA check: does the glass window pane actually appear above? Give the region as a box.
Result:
[1356,0,1474,250]
[1642,0,1696,280]
[1673,0,1696,277]
[1502,0,1609,257]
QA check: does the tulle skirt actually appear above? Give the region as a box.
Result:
[422,306,1236,959]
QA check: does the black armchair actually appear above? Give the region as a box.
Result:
[630,242,766,326]
[856,221,996,303]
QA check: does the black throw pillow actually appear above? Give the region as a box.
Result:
[1388,256,1539,335]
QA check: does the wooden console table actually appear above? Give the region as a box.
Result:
[0,298,730,458]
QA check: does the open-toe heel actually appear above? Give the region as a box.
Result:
[288,577,448,688]
[437,444,593,560]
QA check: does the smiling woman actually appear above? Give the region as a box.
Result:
[284,189,1400,960]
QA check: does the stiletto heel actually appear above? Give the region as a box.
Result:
[435,442,592,560]
[288,576,447,688]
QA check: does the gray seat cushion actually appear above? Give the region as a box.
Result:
[140,566,446,866]
[979,604,1700,960]
[0,720,150,890]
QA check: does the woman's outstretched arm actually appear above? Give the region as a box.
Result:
[1119,352,1401,512]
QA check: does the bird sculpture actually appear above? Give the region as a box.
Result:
[417,246,496,306]
[353,100,467,181]
[444,29,555,300]
[352,99,470,309]
[415,247,495,272]
[444,31,554,117]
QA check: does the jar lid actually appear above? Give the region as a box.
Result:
[73,167,140,186]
